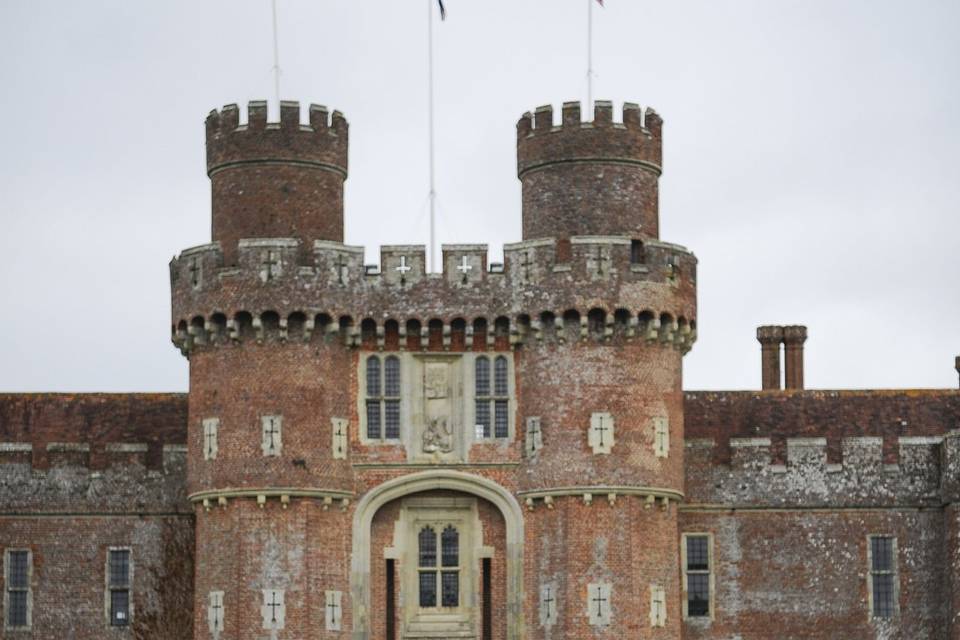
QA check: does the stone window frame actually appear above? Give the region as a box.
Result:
[866,535,900,621]
[260,415,283,457]
[653,416,670,458]
[360,354,405,445]
[260,588,285,630]
[3,548,32,632]
[464,352,516,445]
[586,581,612,626]
[202,417,219,461]
[384,495,489,631]
[104,546,134,629]
[471,354,513,441]
[680,532,715,621]
[356,353,516,450]
[649,583,667,628]
[588,412,615,455]
[207,590,225,635]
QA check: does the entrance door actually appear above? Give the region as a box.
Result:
[396,496,480,639]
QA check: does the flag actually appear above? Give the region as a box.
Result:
[595,0,604,5]
[437,0,446,20]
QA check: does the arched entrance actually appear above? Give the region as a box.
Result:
[350,471,524,640]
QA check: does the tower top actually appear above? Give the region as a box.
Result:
[205,101,349,264]
[516,100,663,242]
[205,101,348,176]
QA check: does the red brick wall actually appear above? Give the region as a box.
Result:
[524,497,681,639]
[0,515,193,638]
[0,393,187,469]
[192,499,351,640]
[679,510,947,639]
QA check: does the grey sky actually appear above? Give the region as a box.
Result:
[0,0,957,393]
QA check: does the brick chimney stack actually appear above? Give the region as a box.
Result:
[757,326,784,390]
[783,325,808,390]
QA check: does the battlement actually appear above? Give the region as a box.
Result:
[0,442,188,514]
[516,100,662,177]
[684,434,957,508]
[516,100,664,242]
[169,236,697,354]
[205,100,348,177]
[682,390,960,508]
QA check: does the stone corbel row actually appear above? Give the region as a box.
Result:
[174,308,697,355]
[189,488,353,512]
[518,486,683,512]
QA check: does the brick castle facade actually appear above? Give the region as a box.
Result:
[1,98,958,639]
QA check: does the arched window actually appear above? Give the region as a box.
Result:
[366,356,401,440]
[475,356,510,439]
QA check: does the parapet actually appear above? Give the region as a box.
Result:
[517,101,661,177]
[683,390,960,508]
[0,442,188,514]
[169,236,698,354]
[205,101,348,177]
[684,434,948,508]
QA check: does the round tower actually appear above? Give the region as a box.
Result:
[177,101,356,639]
[206,100,348,263]
[515,101,692,640]
[517,100,662,241]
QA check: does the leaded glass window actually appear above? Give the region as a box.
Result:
[418,527,437,607]
[108,549,131,626]
[475,356,510,439]
[366,355,401,440]
[684,535,711,618]
[870,536,897,618]
[5,550,29,628]
[418,525,460,609]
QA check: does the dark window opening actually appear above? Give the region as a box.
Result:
[630,239,645,264]
[108,549,131,626]
[685,536,710,617]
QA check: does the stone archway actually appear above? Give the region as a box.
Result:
[350,471,525,640]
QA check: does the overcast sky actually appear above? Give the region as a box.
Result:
[0,0,957,393]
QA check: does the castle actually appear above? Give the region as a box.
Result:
[1,97,959,640]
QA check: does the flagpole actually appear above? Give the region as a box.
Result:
[427,0,437,273]
[587,0,593,109]
[271,0,281,107]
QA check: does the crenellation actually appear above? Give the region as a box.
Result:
[685,435,949,507]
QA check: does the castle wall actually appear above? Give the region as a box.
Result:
[681,391,960,640]
[678,509,946,640]
[0,394,192,638]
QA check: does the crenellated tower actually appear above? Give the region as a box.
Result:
[206,101,348,263]
[172,99,696,640]
[517,100,662,241]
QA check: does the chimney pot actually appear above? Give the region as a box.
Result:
[783,325,808,390]
[757,326,784,390]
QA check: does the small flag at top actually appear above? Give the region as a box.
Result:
[437,0,446,20]
[595,0,604,5]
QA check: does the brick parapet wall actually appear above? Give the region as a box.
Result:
[170,236,696,355]
[0,443,188,514]
[683,390,960,508]
[0,393,187,470]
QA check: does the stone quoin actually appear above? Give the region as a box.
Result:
[1,99,958,640]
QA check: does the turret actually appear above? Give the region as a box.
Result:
[206,101,348,263]
[517,100,662,242]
